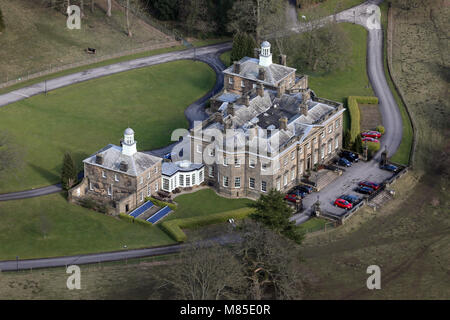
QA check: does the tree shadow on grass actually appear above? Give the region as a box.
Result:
[29,163,60,186]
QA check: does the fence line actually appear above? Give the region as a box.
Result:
[0,40,182,90]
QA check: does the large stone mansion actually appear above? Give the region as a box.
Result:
[69,41,345,213]
[189,41,345,199]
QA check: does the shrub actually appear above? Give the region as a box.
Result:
[160,207,254,242]
[347,96,379,143]
[376,125,385,135]
[79,197,96,209]
[119,213,135,223]
[366,141,381,158]
[135,218,153,227]
[146,197,177,211]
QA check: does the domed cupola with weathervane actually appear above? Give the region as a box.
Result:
[122,127,137,156]
[259,41,272,67]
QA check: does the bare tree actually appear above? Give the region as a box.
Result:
[235,220,305,300]
[107,0,112,17]
[154,241,246,300]
[228,0,286,44]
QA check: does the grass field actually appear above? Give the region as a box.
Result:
[0,193,175,260]
[298,0,365,18]
[0,60,216,193]
[219,51,231,67]
[169,189,253,220]
[0,0,174,83]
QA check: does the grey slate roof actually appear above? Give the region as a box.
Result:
[223,57,296,87]
[162,161,204,177]
[83,144,162,176]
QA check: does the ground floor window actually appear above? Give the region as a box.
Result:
[335,138,339,149]
[192,173,196,185]
[147,184,151,196]
[179,174,184,186]
[199,170,204,182]
[283,174,288,186]
[249,177,255,189]
[140,192,144,202]
[186,175,191,186]
[163,178,170,191]
[328,141,332,154]
[223,176,229,187]
[261,181,267,192]
[208,166,214,177]
[291,168,296,180]
[235,177,241,188]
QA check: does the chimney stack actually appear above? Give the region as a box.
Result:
[300,89,310,116]
[225,118,233,129]
[233,61,241,74]
[215,112,223,124]
[279,54,287,66]
[257,83,264,97]
[277,86,283,98]
[119,161,128,172]
[95,154,104,165]
[258,68,266,81]
[243,95,250,106]
[227,102,235,116]
[279,117,288,130]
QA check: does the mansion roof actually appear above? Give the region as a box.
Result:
[83,144,161,177]
[223,57,296,87]
[162,161,204,177]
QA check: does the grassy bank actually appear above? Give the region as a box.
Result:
[0,193,175,260]
[0,60,216,193]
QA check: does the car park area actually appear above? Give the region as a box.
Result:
[292,159,396,222]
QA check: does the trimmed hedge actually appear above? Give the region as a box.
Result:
[366,141,381,158]
[160,207,255,242]
[119,213,153,227]
[146,197,177,211]
[348,96,379,143]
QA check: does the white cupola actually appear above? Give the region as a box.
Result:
[259,41,272,67]
[122,127,137,156]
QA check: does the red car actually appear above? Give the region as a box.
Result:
[284,194,301,203]
[361,131,381,138]
[334,198,353,209]
[362,137,379,143]
[359,181,380,190]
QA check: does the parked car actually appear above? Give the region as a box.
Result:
[380,164,398,172]
[334,198,353,209]
[362,137,380,143]
[291,184,314,194]
[340,194,361,205]
[361,131,382,138]
[358,181,381,190]
[355,186,374,195]
[163,153,172,160]
[340,150,359,162]
[287,189,307,198]
[337,157,352,167]
[284,193,302,203]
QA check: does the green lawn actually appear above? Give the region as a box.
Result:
[0,60,216,193]
[298,0,365,18]
[168,189,253,220]
[307,23,373,132]
[0,193,175,260]
[297,217,328,233]
[0,45,186,95]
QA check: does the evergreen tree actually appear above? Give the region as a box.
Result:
[61,152,77,190]
[250,189,304,244]
[354,134,363,154]
[343,129,352,149]
[243,33,257,58]
[231,32,257,63]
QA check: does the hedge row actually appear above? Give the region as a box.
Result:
[160,207,255,242]
[118,213,153,227]
[348,96,379,143]
[146,197,177,211]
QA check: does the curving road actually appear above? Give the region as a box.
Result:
[0,43,229,202]
[0,1,406,269]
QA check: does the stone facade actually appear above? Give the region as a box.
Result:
[69,128,162,215]
[190,41,345,200]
